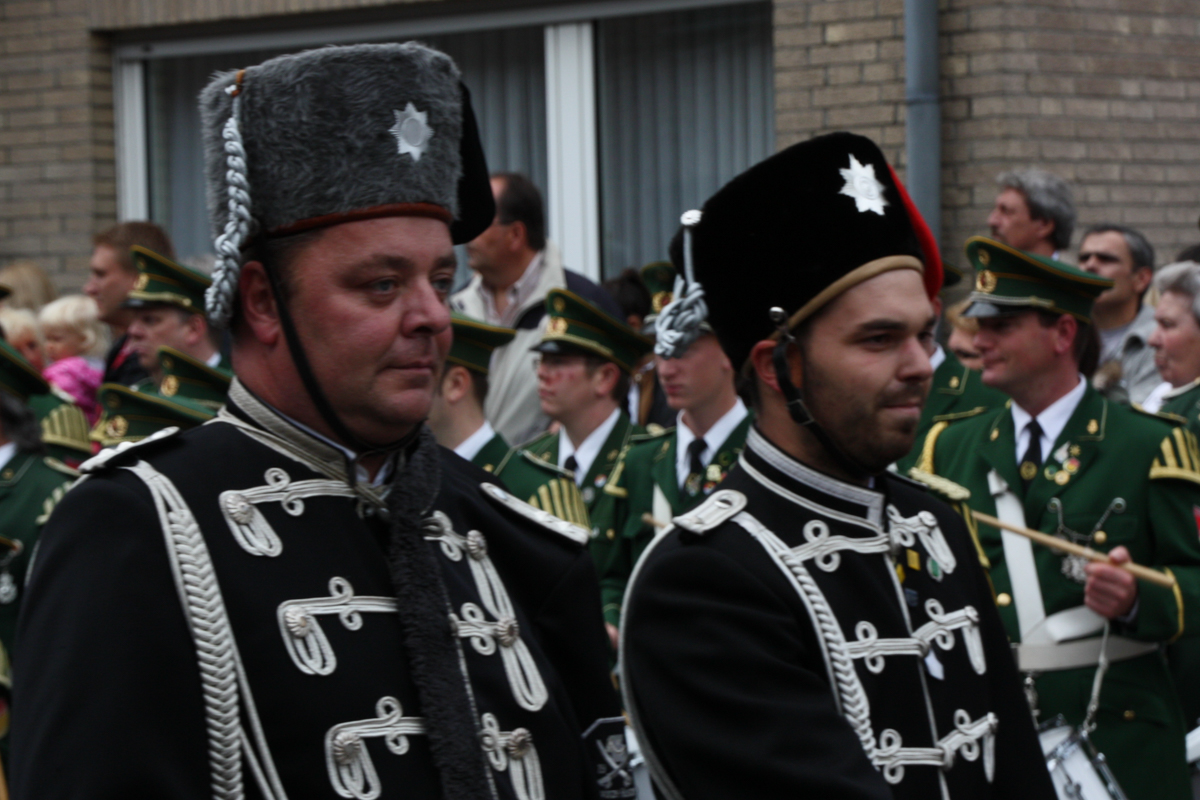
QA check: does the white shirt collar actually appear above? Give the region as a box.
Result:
[559,407,621,486]
[1011,374,1088,463]
[929,344,946,372]
[477,251,544,327]
[0,442,16,473]
[454,421,496,463]
[675,398,749,487]
[273,408,397,487]
[205,351,222,368]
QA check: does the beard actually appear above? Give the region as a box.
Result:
[802,356,929,474]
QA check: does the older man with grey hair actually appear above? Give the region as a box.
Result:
[1079,222,1160,404]
[987,168,1075,258]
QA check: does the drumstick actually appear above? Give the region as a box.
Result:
[641,512,669,529]
[971,510,1176,588]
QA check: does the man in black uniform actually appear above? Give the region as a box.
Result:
[620,132,1054,799]
[12,43,630,800]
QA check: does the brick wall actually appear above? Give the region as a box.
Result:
[0,0,113,284]
[773,0,908,169]
[774,0,1200,270]
[941,0,1200,268]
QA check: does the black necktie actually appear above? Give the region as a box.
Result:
[564,455,579,476]
[1020,419,1043,491]
[683,437,707,497]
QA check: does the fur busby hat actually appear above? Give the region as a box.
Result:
[199,42,494,326]
[664,132,942,369]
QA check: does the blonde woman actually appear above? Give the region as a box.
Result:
[38,295,108,423]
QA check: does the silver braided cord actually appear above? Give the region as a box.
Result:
[207,89,255,328]
[129,461,243,800]
[654,210,708,359]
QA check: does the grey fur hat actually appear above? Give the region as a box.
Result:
[199,42,494,325]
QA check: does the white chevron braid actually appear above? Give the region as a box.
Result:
[732,511,877,761]
[128,461,243,800]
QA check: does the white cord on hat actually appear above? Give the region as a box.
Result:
[654,210,708,359]
[207,83,254,328]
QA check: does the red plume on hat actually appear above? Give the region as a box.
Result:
[888,164,943,298]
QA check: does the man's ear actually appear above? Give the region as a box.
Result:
[749,339,802,396]
[594,361,621,399]
[238,261,281,346]
[1132,265,1154,296]
[444,365,470,404]
[1054,313,1079,357]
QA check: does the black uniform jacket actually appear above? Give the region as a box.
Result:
[621,427,1053,800]
[11,380,631,800]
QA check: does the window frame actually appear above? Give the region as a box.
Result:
[112,0,763,281]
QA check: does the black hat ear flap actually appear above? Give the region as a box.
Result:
[450,82,495,245]
[769,308,814,427]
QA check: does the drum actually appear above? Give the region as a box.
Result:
[1039,716,1127,800]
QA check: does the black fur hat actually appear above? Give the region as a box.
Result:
[668,131,942,370]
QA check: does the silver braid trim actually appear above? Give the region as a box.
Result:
[732,511,877,761]
[654,210,709,359]
[127,460,244,800]
[208,91,254,328]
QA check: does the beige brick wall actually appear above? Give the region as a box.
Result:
[774,0,908,169]
[774,0,1200,271]
[0,0,113,284]
[88,0,438,31]
[941,0,1200,269]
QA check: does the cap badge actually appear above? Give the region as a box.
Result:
[105,415,129,439]
[553,296,566,313]
[547,317,569,336]
[390,103,433,162]
[976,269,998,294]
[134,273,149,291]
[161,375,179,397]
[838,154,888,216]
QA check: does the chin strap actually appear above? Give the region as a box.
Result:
[263,261,419,484]
[769,306,874,482]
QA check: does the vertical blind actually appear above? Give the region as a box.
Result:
[146,28,547,267]
[596,3,774,277]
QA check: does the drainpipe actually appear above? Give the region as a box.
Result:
[905,0,941,243]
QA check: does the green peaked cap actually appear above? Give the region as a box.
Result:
[152,346,232,411]
[91,382,214,447]
[533,288,653,374]
[963,236,1113,323]
[126,245,212,313]
[449,314,515,376]
[0,339,49,402]
[640,261,676,313]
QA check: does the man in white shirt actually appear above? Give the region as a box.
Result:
[451,173,623,444]
[1077,223,1160,405]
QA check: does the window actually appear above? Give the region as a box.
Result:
[118,1,772,281]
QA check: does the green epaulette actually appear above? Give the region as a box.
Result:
[906,468,971,501]
[629,426,673,443]
[42,457,79,478]
[931,406,990,423]
[1133,405,1187,425]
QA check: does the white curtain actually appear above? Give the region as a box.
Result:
[596,3,774,277]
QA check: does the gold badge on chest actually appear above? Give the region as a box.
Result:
[1019,461,1038,481]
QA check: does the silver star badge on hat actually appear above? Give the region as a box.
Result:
[838,154,888,215]
[390,102,433,161]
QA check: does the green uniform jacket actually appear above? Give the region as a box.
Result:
[470,432,510,474]
[895,349,1005,474]
[1157,379,1200,730]
[619,413,754,562]
[496,412,642,625]
[921,385,1200,800]
[0,450,77,657]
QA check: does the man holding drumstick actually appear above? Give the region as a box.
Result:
[918,237,1200,800]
